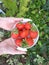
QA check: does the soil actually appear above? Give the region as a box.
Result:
[0,56,8,65]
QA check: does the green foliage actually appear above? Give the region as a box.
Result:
[0,0,49,65]
[2,0,30,17]
[17,0,30,17]
[3,0,17,16]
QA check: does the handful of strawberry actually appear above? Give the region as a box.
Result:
[11,22,38,48]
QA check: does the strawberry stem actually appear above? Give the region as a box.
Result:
[22,39,28,48]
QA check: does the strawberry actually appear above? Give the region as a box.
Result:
[20,30,29,38]
[11,33,19,39]
[26,38,34,46]
[25,22,31,30]
[16,23,24,30]
[15,39,22,47]
[30,31,38,39]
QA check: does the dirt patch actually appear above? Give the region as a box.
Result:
[0,56,8,65]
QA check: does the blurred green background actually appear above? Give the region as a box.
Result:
[0,0,49,65]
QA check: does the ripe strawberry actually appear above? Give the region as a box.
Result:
[30,31,38,39]
[15,39,22,47]
[20,30,29,38]
[25,22,31,30]
[11,33,19,39]
[26,38,34,46]
[16,23,24,30]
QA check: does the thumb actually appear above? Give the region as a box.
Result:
[14,18,23,22]
[12,18,23,29]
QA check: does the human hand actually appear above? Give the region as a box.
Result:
[0,17,23,31]
[0,38,26,55]
[0,17,26,55]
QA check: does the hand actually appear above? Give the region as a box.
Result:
[0,17,26,55]
[0,38,26,55]
[0,17,23,31]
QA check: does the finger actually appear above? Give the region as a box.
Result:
[7,18,23,30]
[1,38,16,47]
[2,17,23,23]
[0,48,26,55]
[0,51,26,55]
[11,18,23,30]
[14,18,23,22]
[10,50,26,55]
[0,45,26,55]
[6,51,26,55]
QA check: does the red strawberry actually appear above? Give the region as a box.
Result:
[16,23,24,30]
[25,22,31,30]
[15,39,22,47]
[30,31,38,39]
[20,30,29,38]
[11,33,19,39]
[26,38,34,46]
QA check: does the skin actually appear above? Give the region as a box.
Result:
[0,17,26,55]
